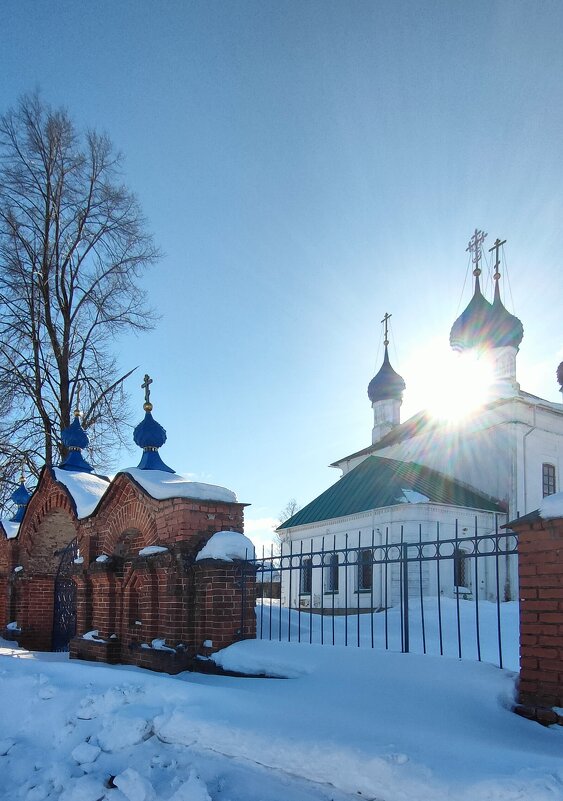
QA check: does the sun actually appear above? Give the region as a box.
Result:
[403,341,494,423]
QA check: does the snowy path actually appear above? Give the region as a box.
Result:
[0,637,562,801]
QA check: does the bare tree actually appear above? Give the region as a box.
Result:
[273,498,300,552]
[0,93,159,508]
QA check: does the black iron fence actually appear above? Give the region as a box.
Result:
[244,517,519,670]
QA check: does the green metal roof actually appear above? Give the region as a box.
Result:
[279,455,503,529]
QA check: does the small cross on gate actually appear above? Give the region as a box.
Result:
[381,312,392,346]
[142,374,153,406]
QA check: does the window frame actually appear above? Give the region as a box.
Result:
[356,548,373,592]
[324,552,339,594]
[542,463,556,498]
[300,556,312,595]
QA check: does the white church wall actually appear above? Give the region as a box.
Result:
[519,408,563,514]
[281,503,510,611]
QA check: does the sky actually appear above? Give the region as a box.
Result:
[1,1,562,547]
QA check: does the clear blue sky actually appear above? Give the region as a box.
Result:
[1,1,562,546]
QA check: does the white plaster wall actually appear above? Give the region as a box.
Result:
[340,395,563,518]
[281,503,508,610]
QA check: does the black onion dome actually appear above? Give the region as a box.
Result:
[487,283,523,349]
[557,362,563,388]
[367,346,406,403]
[449,277,494,352]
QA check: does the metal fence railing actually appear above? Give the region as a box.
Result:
[243,516,519,670]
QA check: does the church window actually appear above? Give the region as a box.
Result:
[542,463,556,497]
[454,548,470,590]
[300,557,312,595]
[357,548,373,591]
[325,553,339,592]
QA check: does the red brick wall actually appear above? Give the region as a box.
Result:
[515,515,563,714]
[16,575,56,651]
[5,467,256,673]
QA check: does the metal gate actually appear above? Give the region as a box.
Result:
[52,538,78,652]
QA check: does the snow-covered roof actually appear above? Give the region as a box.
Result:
[121,468,237,504]
[0,520,20,540]
[539,491,563,520]
[195,530,255,562]
[52,467,111,519]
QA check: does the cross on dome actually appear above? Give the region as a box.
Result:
[74,381,82,417]
[489,237,506,282]
[142,373,153,411]
[450,232,523,353]
[367,313,405,404]
[381,312,392,347]
[466,229,487,277]
[133,373,174,472]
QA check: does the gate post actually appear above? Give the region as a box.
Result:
[508,507,563,725]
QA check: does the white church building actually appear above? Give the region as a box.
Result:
[278,232,563,610]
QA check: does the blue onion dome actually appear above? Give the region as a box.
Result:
[367,346,406,403]
[487,279,524,350]
[133,374,175,473]
[59,413,93,473]
[10,477,31,523]
[449,274,494,352]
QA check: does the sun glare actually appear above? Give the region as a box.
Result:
[404,343,494,423]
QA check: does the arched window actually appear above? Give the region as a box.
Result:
[542,463,556,498]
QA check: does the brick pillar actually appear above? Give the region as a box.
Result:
[17,575,56,651]
[0,577,9,630]
[72,572,92,635]
[90,570,120,640]
[194,560,256,654]
[512,513,563,724]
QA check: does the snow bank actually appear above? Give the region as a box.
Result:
[539,491,563,519]
[121,468,237,503]
[196,531,255,562]
[52,467,110,518]
[0,611,562,801]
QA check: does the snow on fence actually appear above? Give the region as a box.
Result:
[243,517,519,671]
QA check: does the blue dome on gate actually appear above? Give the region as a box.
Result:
[133,374,175,473]
[10,478,31,523]
[133,412,167,450]
[59,415,93,473]
[61,415,90,450]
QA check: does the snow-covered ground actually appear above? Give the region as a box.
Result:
[0,607,562,801]
[256,597,520,670]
